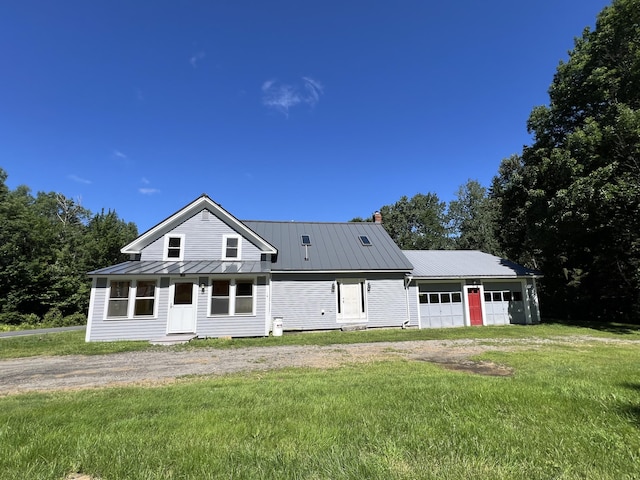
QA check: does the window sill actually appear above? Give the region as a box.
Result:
[105,316,158,321]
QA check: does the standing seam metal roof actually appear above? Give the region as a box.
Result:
[88,260,269,276]
[402,250,541,278]
[243,221,413,271]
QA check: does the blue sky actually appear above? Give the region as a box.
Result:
[1,0,610,232]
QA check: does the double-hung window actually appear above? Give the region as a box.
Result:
[108,281,130,317]
[107,280,157,318]
[164,234,185,261]
[222,235,241,260]
[134,280,156,316]
[209,279,254,316]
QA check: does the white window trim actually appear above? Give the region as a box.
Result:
[207,277,256,317]
[105,278,159,320]
[163,233,185,261]
[222,234,242,261]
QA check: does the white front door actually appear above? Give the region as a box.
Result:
[338,280,367,322]
[168,279,197,333]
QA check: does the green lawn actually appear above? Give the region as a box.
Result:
[0,341,639,479]
[1,321,639,359]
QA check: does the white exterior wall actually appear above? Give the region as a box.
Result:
[141,209,262,261]
[271,273,409,331]
[87,275,269,341]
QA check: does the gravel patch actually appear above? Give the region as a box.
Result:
[1,336,636,396]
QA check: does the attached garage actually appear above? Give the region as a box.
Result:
[403,250,542,328]
[418,283,464,327]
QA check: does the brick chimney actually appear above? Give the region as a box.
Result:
[373,211,382,224]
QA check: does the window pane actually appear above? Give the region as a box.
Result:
[212,281,230,296]
[484,292,491,302]
[429,293,439,304]
[492,292,502,301]
[236,282,253,296]
[174,283,193,304]
[110,281,130,299]
[168,237,181,248]
[134,299,154,316]
[513,291,523,301]
[441,293,451,303]
[167,249,180,258]
[503,291,512,301]
[226,248,238,258]
[227,237,238,248]
[419,294,428,304]
[211,298,229,315]
[235,297,253,314]
[136,281,155,298]
[108,299,128,317]
[452,292,462,303]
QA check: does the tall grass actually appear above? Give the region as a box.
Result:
[0,343,638,479]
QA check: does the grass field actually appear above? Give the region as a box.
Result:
[0,329,639,479]
[1,320,639,359]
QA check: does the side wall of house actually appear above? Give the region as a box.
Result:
[140,209,263,261]
[196,276,269,338]
[87,277,169,341]
[271,273,409,331]
[87,275,269,341]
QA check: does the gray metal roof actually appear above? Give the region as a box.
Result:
[244,221,413,272]
[89,260,269,276]
[402,250,541,278]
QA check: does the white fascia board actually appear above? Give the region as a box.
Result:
[270,269,411,274]
[410,274,543,280]
[121,195,277,255]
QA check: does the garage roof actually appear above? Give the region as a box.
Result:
[403,250,541,278]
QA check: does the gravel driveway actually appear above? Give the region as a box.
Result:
[0,336,633,396]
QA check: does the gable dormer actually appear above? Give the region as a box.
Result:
[121,195,277,262]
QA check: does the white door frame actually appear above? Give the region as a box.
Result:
[463,284,486,327]
[336,279,368,323]
[167,278,197,333]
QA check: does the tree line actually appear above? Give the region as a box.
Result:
[359,0,640,323]
[0,168,138,326]
[2,0,637,326]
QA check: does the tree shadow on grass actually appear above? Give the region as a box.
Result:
[619,382,640,428]
[542,317,640,335]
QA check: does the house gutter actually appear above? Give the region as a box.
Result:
[404,274,413,328]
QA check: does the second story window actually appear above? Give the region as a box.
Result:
[164,234,185,261]
[223,235,241,260]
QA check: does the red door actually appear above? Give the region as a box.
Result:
[468,288,483,326]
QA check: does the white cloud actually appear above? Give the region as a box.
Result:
[113,150,127,159]
[68,174,92,184]
[261,76,324,117]
[139,188,160,195]
[190,51,206,68]
[141,177,150,185]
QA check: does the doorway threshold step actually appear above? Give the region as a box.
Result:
[150,333,197,346]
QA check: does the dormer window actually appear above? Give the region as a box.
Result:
[223,235,242,260]
[164,234,185,261]
[359,235,372,246]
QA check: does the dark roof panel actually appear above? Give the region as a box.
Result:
[243,221,413,271]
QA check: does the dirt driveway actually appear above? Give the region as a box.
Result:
[0,336,633,396]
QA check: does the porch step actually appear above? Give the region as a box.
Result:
[149,333,197,346]
[340,324,368,332]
